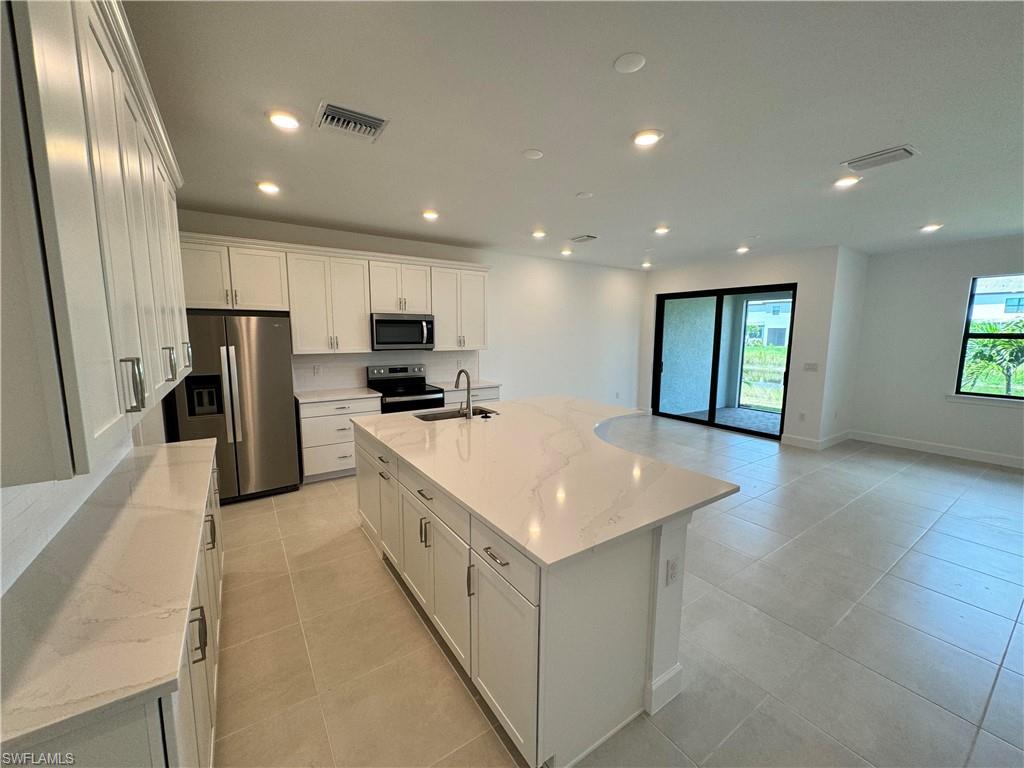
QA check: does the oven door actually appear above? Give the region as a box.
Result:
[380,390,446,413]
[371,314,435,350]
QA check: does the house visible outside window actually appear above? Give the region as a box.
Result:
[771,304,781,315]
[956,275,1024,399]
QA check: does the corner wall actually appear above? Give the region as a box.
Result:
[819,247,868,444]
[852,235,1024,466]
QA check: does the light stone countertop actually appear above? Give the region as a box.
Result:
[428,378,500,392]
[295,386,382,404]
[352,397,738,566]
[1,440,217,749]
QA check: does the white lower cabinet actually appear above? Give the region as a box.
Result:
[379,465,401,565]
[429,510,472,673]
[400,487,434,609]
[299,396,380,479]
[355,447,382,540]
[471,551,539,761]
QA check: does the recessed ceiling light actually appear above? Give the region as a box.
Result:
[560,248,572,257]
[268,111,299,132]
[833,175,862,189]
[523,149,544,160]
[532,229,547,239]
[654,226,670,235]
[257,181,280,195]
[633,129,664,147]
[422,209,439,222]
[576,191,594,199]
[614,52,646,74]
[736,246,750,254]
[641,261,652,269]
[920,223,944,233]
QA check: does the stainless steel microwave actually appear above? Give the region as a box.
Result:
[370,313,435,350]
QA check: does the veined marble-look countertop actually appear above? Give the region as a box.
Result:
[1,440,217,749]
[352,397,738,566]
[428,378,501,392]
[295,386,382,404]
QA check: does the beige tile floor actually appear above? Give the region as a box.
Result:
[215,417,1024,768]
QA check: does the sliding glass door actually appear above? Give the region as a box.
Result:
[652,284,797,438]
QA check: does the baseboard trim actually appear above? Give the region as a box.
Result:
[644,662,683,714]
[780,431,850,450]
[849,430,1024,469]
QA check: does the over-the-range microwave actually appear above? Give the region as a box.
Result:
[370,313,435,350]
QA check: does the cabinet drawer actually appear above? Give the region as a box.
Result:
[354,428,396,471]
[303,444,356,476]
[471,520,539,605]
[301,413,358,448]
[398,458,470,542]
[299,397,380,418]
[444,387,499,406]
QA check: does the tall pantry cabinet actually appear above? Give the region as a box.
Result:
[1,0,189,487]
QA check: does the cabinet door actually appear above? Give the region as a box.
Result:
[171,642,201,768]
[186,569,214,768]
[355,447,381,542]
[401,264,431,313]
[330,257,372,352]
[154,161,185,384]
[75,5,143,416]
[164,199,191,371]
[229,247,289,310]
[400,488,433,610]
[287,252,333,354]
[369,261,402,312]
[379,468,402,566]
[471,552,538,763]
[181,242,231,309]
[431,268,460,351]
[460,271,487,350]
[430,512,470,672]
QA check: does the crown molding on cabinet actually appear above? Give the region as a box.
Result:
[179,231,492,273]
[93,0,182,188]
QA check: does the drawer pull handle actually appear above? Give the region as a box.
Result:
[378,455,390,464]
[337,454,352,460]
[335,406,351,410]
[416,489,434,502]
[336,427,352,432]
[483,546,509,567]
[378,471,389,480]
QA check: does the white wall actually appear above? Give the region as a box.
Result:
[853,235,1024,466]
[638,247,841,445]
[819,247,868,443]
[178,210,646,407]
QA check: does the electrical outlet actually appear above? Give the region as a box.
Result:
[312,364,322,377]
[615,391,620,400]
[803,362,819,372]
[665,555,680,586]
[456,359,462,370]
[799,411,806,421]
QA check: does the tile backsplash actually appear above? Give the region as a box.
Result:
[292,350,480,392]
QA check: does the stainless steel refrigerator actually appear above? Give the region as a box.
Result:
[168,312,300,500]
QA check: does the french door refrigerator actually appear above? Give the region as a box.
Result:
[169,312,299,500]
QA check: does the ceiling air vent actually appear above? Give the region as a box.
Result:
[842,144,917,172]
[314,102,388,142]
[570,234,598,244]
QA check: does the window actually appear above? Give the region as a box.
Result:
[956,275,1024,399]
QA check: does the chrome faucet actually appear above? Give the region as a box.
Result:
[455,368,473,419]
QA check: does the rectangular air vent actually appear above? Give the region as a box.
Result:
[570,234,598,243]
[314,102,388,142]
[843,145,917,172]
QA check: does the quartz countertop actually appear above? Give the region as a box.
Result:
[428,378,500,392]
[295,386,382,404]
[1,440,217,749]
[352,397,737,566]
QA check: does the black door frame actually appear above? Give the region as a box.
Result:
[651,282,799,440]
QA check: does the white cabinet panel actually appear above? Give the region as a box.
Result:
[330,257,371,352]
[181,242,231,309]
[430,512,471,673]
[460,271,487,350]
[287,252,332,354]
[300,413,357,448]
[356,447,381,541]
[379,467,401,566]
[431,268,460,351]
[302,444,356,476]
[369,261,402,312]
[401,264,431,313]
[400,488,434,610]
[154,161,185,384]
[471,551,539,764]
[229,247,288,311]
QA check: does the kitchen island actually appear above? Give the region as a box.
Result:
[353,397,737,768]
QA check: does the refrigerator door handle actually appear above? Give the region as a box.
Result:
[219,345,235,444]
[228,345,244,443]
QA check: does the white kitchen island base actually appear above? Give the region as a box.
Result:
[353,397,736,768]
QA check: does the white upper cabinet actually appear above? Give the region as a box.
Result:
[431,268,488,351]
[228,247,288,310]
[330,257,372,352]
[287,252,332,354]
[181,243,231,309]
[370,261,431,313]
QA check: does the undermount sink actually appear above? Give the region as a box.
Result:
[416,406,498,421]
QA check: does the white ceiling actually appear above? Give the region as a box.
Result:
[126,1,1023,270]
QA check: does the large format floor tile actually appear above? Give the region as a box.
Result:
[889,549,1024,619]
[913,530,1024,586]
[984,670,1024,749]
[761,538,884,602]
[218,573,299,648]
[968,731,1024,768]
[220,537,289,594]
[291,548,396,618]
[578,716,694,768]
[213,696,333,768]
[432,729,517,768]
[692,514,791,558]
[683,532,755,586]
